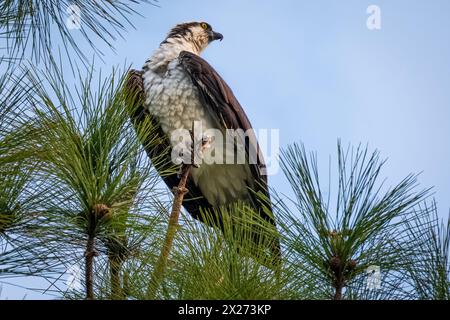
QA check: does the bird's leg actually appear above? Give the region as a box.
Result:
[190,133,214,169]
[176,128,202,177]
[201,135,214,152]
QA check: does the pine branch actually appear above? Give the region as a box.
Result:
[275,142,430,300]
[85,232,96,300]
[0,0,158,64]
[16,65,162,299]
[147,127,195,299]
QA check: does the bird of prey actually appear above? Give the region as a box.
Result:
[135,22,280,263]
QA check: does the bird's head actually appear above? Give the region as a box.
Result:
[163,22,223,54]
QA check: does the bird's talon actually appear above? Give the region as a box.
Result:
[173,186,189,194]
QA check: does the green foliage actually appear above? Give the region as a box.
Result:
[0,162,56,278]
[275,142,430,299]
[0,61,58,281]
[21,65,169,299]
[162,205,286,300]
[28,66,152,218]
[0,0,448,301]
[405,202,450,299]
[0,0,157,63]
[0,65,447,299]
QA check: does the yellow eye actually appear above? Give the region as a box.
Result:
[200,23,209,30]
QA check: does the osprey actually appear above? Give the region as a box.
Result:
[137,22,280,262]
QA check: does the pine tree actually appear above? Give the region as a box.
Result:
[0,1,448,300]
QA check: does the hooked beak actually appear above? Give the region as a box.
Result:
[210,31,224,42]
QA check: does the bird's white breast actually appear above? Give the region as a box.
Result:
[143,59,213,134]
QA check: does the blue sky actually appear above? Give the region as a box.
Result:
[124,0,449,214]
[2,0,450,298]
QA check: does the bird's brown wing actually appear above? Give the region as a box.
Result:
[178,52,281,265]
[178,51,273,222]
